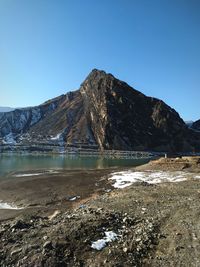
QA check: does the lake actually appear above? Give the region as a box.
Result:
[0,153,149,179]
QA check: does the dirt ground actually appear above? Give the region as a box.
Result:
[0,168,115,221]
[1,157,200,266]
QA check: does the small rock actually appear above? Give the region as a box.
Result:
[79,204,86,209]
[123,247,128,253]
[105,189,112,193]
[48,210,61,220]
[123,217,128,223]
[176,232,182,236]
[11,248,22,256]
[43,236,48,241]
[11,220,31,230]
[43,241,52,250]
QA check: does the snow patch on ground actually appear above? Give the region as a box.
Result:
[91,231,119,250]
[14,170,59,177]
[0,202,23,210]
[109,171,200,188]
[14,173,42,177]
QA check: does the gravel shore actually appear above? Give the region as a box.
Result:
[1,157,200,266]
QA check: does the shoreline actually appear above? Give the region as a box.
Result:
[1,157,200,266]
[0,167,119,221]
[1,156,200,219]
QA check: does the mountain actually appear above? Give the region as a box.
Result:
[0,107,15,113]
[185,121,194,128]
[0,69,200,152]
[191,120,200,132]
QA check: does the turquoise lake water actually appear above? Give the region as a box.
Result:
[0,154,149,178]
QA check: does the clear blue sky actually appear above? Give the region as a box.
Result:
[0,0,199,121]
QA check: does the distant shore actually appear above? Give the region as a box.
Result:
[0,145,155,159]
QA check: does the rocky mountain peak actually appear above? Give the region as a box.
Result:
[86,68,111,80]
[0,69,200,152]
[80,69,144,100]
[81,69,114,92]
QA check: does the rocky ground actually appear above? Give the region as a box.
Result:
[1,157,200,266]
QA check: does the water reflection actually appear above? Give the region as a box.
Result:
[0,154,149,178]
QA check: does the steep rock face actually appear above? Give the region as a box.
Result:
[80,69,198,151]
[191,120,200,132]
[0,69,200,152]
[27,90,96,145]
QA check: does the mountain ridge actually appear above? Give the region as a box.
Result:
[0,69,200,152]
[0,107,15,113]
[191,120,200,132]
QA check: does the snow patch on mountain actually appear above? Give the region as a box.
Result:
[50,133,63,140]
[2,133,16,145]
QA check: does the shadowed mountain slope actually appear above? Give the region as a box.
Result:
[191,120,200,132]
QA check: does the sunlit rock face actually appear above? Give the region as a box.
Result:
[0,69,200,152]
